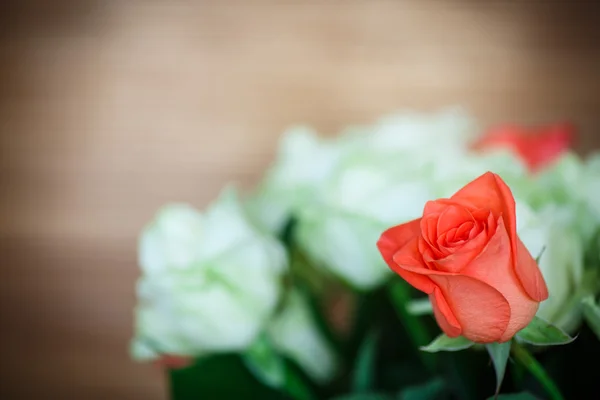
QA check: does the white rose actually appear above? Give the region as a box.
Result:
[247,126,349,235]
[532,152,600,244]
[516,202,585,332]
[248,107,477,236]
[429,149,532,200]
[341,106,478,157]
[131,188,287,360]
[581,153,600,225]
[267,290,338,383]
[295,153,436,290]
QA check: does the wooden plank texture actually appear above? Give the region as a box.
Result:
[0,1,599,398]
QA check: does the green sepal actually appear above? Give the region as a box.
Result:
[420,334,474,353]
[486,341,511,395]
[515,316,575,346]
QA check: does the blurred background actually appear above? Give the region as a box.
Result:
[0,0,599,399]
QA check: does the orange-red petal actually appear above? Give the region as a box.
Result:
[430,287,462,337]
[377,220,435,294]
[515,237,549,302]
[388,237,436,294]
[462,217,541,341]
[429,273,511,343]
[436,204,473,234]
[377,219,421,263]
[451,173,519,267]
[423,199,459,215]
[431,227,489,273]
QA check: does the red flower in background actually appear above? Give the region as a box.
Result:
[473,122,575,172]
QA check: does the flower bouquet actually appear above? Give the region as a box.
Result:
[131,108,600,400]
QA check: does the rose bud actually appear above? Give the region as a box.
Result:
[377,172,549,343]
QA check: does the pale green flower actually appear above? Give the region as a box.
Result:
[531,152,600,244]
[248,107,478,236]
[295,153,437,289]
[246,126,350,235]
[428,149,532,200]
[267,290,338,383]
[516,202,585,332]
[581,153,600,226]
[340,106,478,158]
[131,188,287,361]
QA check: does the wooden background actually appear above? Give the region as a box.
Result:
[1,1,599,398]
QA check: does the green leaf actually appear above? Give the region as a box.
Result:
[170,354,285,400]
[582,296,600,340]
[515,316,575,346]
[486,342,511,395]
[420,334,474,353]
[397,378,446,400]
[486,392,539,399]
[352,329,379,392]
[242,336,286,388]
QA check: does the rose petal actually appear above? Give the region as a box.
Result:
[423,199,460,215]
[462,217,541,341]
[429,274,511,343]
[468,222,481,239]
[444,227,458,243]
[514,237,549,302]
[420,215,439,249]
[437,204,473,234]
[430,286,462,337]
[394,244,457,277]
[450,173,519,273]
[395,249,511,342]
[436,231,459,254]
[419,235,445,260]
[429,228,490,273]
[377,220,435,294]
[389,237,437,293]
[377,219,420,262]
[455,221,475,241]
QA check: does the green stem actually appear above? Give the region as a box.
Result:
[283,364,318,400]
[387,280,435,372]
[510,357,526,389]
[511,342,564,400]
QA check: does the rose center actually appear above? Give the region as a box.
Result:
[436,219,483,254]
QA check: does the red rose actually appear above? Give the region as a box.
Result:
[377,172,548,343]
[473,122,575,172]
